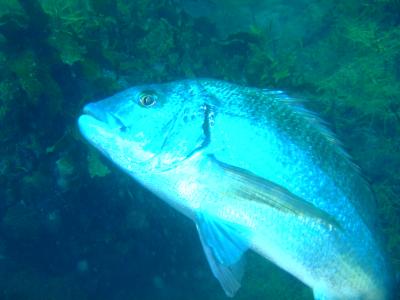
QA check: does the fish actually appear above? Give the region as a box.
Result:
[78,79,392,299]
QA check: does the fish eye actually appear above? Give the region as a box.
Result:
[139,91,157,107]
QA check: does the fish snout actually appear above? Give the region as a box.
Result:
[83,102,108,122]
[82,102,128,133]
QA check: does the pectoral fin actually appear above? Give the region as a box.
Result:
[209,155,341,230]
[195,211,250,297]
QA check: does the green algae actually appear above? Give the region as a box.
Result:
[9,50,43,103]
[87,149,110,178]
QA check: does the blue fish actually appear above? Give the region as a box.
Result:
[78,79,392,299]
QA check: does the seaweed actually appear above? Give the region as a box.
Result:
[87,149,110,178]
[9,50,44,103]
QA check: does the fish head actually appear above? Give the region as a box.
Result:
[78,80,211,175]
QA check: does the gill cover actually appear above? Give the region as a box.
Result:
[79,82,215,170]
[152,103,214,170]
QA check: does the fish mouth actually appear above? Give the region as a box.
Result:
[78,102,112,141]
[82,103,107,123]
[78,114,105,137]
[78,104,156,165]
[82,103,128,132]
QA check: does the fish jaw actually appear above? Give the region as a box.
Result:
[78,114,111,154]
[78,113,155,177]
[78,101,118,149]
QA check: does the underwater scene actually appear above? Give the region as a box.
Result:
[0,0,399,299]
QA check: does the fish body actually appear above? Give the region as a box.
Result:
[78,79,392,299]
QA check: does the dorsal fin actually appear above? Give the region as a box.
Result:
[260,89,377,231]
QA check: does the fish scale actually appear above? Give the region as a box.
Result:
[78,79,392,299]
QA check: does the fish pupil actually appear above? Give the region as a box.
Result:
[139,93,157,107]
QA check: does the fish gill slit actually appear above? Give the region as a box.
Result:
[182,103,213,161]
[201,103,212,146]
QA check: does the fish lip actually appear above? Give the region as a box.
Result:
[82,103,105,122]
[78,114,102,131]
[81,104,128,134]
[78,103,109,138]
